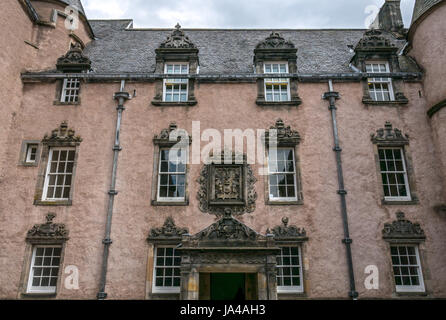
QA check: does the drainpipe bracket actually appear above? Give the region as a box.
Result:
[342,238,353,244]
[333,146,342,152]
[97,292,108,300]
[108,190,118,195]
[323,91,340,100]
[337,189,348,195]
[114,91,130,101]
[349,291,359,299]
[113,146,122,151]
[102,238,113,245]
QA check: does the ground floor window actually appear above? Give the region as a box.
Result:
[276,246,303,293]
[153,246,181,293]
[390,245,425,292]
[27,246,62,294]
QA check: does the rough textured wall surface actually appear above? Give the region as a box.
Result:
[1,78,445,299]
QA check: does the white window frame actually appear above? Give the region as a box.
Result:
[163,63,189,102]
[42,147,76,201]
[378,147,411,201]
[264,62,290,102]
[25,144,39,164]
[152,246,181,294]
[391,245,425,293]
[366,61,395,102]
[268,147,298,202]
[157,148,187,203]
[27,245,62,294]
[60,78,80,103]
[276,246,304,293]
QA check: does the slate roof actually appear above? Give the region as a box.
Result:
[411,0,443,25]
[83,22,416,75]
[59,0,85,15]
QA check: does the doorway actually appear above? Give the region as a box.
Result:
[199,273,258,300]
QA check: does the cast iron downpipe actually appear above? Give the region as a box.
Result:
[97,81,130,300]
[323,80,358,300]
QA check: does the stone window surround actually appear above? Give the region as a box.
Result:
[53,77,83,106]
[151,245,182,294]
[18,140,41,167]
[151,123,191,206]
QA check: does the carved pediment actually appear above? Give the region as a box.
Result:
[56,43,91,72]
[354,29,396,52]
[153,122,191,146]
[264,119,301,146]
[382,212,425,242]
[159,23,196,49]
[267,217,307,241]
[371,121,409,145]
[42,121,82,145]
[256,32,295,50]
[26,213,69,242]
[193,209,260,241]
[148,217,189,241]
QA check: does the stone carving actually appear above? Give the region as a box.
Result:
[371,121,409,145]
[264,119,301,146]
[354,29,396,51]
[191,253,267,265]
[153,122,191,146]
[256,32,295,49]
[56,43,91,72]
[197,154,257,216]
[26,213,69,242]
[267,217,307,240]
[148,217,189,240]
[193,209,259,241]
[42,121,82,145]
[159,23,196,49]
[382,212,426,242]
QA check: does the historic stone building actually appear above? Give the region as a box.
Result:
[0,0,445,300]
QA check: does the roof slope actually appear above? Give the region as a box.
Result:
[60,0,85,15]
[411,0,443,24]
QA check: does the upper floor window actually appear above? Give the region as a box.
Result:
[25,144,39,164]
[268,148,298,202]
[27,246,62,294]
[366,61,395,102]
[276,246,303,293]
[390,245,425,293]
[157,148,186,202]
[43,148,76,201]
[61,78,80,103]
[378,147,411,201]
[163,63,189,102]
[153,246,181,293]
[264,62,290,102]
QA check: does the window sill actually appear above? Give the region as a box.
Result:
[21,292,57,299]
[382,199,419,205]
[267,200,303,206]
[19,162,38,167]
[152,200,189,206]
[362,98,408,106]
[394,291,428,297]
[53,101,81,106]
[151,100,197,107]
[278,292,307,299]
[34,200,73,206]
[256,99,302,107]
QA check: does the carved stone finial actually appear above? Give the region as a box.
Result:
[153,122,191,146]
[193,215,260,241]
[256,32,295,50]
[371,121,409,145]
[159,24,196,49]
[175,23,181,30]
[42,121,82,145]
[268,217,307,240]
[264,119,301,146]
[382,212,426,242]
[56,43,91,72]
[148,217,189,240]
[26,213,69,242]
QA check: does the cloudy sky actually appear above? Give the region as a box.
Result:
[82,0,416,29]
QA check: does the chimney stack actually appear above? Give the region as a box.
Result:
[371,0,405,35]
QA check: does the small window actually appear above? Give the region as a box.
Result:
[153,247,181,293]
[378,147,411,201]
[157,148,186,202]
[390,245,425,292]
[276,246,303,293]
[264,63,290,102]
[27,246,62,294]
[25,144,38,164]
[61,78,80,103]
[163,63,189,102]
[366,62,394,102]
[268,148,298,202]
[43,148,76,201]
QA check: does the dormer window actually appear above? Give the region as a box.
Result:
[164,63,189,102]
[366,61,395,102]
[264,62,290,102]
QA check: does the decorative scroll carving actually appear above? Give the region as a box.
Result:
[56,43,91,72]
[42,121,82,145]
[153,122,191,146]
[26,213,69,242]
[267,217,307,240]
[264,119,301,146]
[371,121,409,145]
[159,23,196,49]
[197,154,257,216]
[382,212,425,242]
[354,29,396,51]
[256,32,295,50]
[193,209,259,241]
[148,217,189,240]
